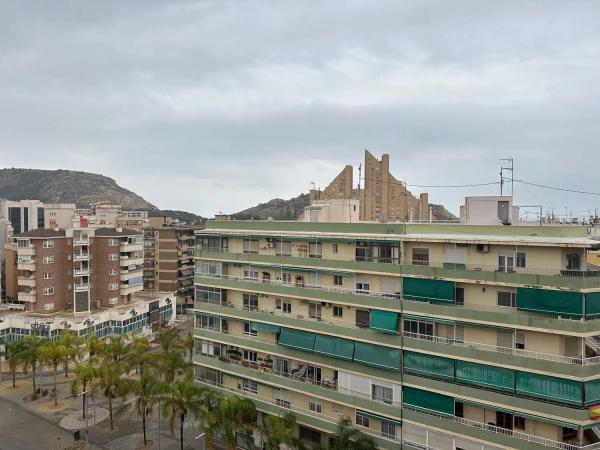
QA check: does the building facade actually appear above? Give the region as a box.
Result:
[194,220,600,450]
[4,226,144,314]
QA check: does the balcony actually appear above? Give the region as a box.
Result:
[74,238,89,245]
[195,249,600,290]
[120,256,144,266]
[18,246,35,256]
[17,276,36,287]
[17,260,35,271]
[74,284,89,291]
[74,253,89,261]
[120,284,144,295]
[74,268,89,276]
[194,299,599,376]
[18,291,36,302]
[194,272,600,335]
[120,243,143,253]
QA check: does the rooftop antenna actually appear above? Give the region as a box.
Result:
[358,163,362,190]
[499,158,514,197]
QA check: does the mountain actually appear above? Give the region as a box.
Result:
[233,194,310,220]
[150,209,205,225]
[0,168,156,210]
[233,194,458,221]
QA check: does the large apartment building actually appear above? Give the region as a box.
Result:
[193,219,600,450]
[4,225,144,314]
[143,223,196,313]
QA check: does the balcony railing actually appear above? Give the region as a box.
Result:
[195,296,595,366]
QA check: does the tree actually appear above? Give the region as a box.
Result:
[213,395,257,450]
[161,375,203,450]
[155,326,183,354]
[5,340,26,388]
[100,335,130,364]
[263,412,303,450]
[92,358,127,430]
[71,361,98,420]
[21,336,45,397]
[41,341,67,406]
[117,366,167,446]
[57,331,83,378]
[328,417,377,450]
[126,335,153,374]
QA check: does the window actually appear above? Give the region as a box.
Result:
[108,268,118,275]
[412,248,429,266]
[242,379,257,394]
[496,412,513,430]
[308,399,322,414]
[308,303,322,320]
[332,243,338,254]
[355,412,370,428]
[333,275,343,286]
[355,309,370,329]
[243,239,259,254]
[404,319,433,337]
[243,322,257,337]
[43,272,54,280]
[243,350,257,362]
[282,300,292,314]
[43,287,55,295]
[333,306,343,318]
[515,332,525,350]
[108,298,119,305]
[243,293,259,311]
[356,282,370,293]
[43,256,54,264]
[282,272,292,284]
[455,287,465,305]
[455,401,464,418]
[309,242,322,258]
[498,253,515,272]
[109,254,119,261]
[381,420,396,439]
[567,253,581,271]
[275,241,292,256]
[108,239,119,246]
[514,416,526,431]
[243,266,258,280]
[372,384,393,404]
[516,252,527,268]
[42,240,54,248]
[43,303,55,311]
[109,283,119,291]
[497,291,516,308]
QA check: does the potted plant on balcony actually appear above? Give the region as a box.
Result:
[227,347,242,362]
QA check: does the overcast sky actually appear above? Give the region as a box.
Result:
[1,1,600,219]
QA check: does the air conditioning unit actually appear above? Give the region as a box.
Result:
[476,244,489,253]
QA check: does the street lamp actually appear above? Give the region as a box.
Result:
[77,390,89,442]
[195,432,206,450]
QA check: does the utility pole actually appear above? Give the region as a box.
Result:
[499,158,514,197]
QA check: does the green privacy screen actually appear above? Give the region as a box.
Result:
[585,379,600,406]
[251,322,281,333]
[403,386,454,415]
[353,342,401,371]
[403,278,455,303]
[516,288,583,317]
[369,310,399,334]
[403,351,454,379]
[456,361,514,391]
[313,335,355,361]
[278,328,316,352]
[515,372,582,405]
[586,292,600,318]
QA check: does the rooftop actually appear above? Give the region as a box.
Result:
[94,227,142,237]
[14,229,66,239]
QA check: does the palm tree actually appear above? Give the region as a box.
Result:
[101,335,130,364]
[328,417,377,450]
[126,335,153,374]
[117,366,167,446]
[263,412,303,450]
[161,375,203,450]
[214,395,257,450]
[195,389,223,450]
[71,360,98,419]
[92,358,126,430]
[57,331,83,378]
[5,340,26,388]
[184,330,195,366]
[41,340,67,406]
[21,335,45,397]
[155,326,183,354]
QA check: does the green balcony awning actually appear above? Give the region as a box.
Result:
[313,335,354,361]
[516,288,583,317]
[281,267,318,273]
[403,351,454,379]
[403,277,455,303]
[370,310,399,334]
[250,322,281,334]
[585,379,600,406]
[456,361,514,391]
[403,386,454,415]
[278,328,315,352]
[516,372,582,405]
[353,342,401,371]
[586,292,600,318]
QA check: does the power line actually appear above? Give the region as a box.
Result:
[510,179,600,196]
[359,176,499,189]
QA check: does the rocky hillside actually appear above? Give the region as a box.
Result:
[233,193,457,221]
[0,168,156,210]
